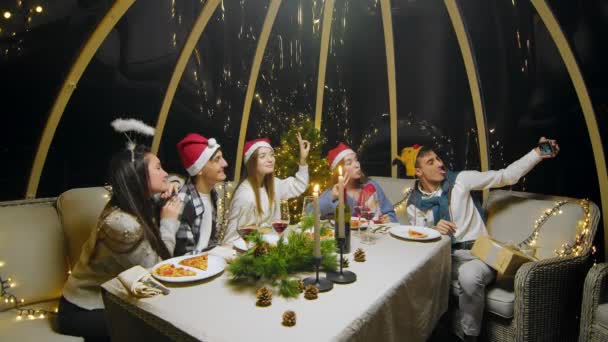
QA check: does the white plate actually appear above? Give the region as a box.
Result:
[389,225,441,241]
[233,234,280,251]
[152,254,226,283]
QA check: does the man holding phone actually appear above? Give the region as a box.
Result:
[404,137,559,341]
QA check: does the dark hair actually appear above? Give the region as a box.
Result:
[414,146,436,168]
[237,148,275,217]
[108,145,171,259]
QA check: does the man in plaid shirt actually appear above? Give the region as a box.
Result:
[168,133,228,256]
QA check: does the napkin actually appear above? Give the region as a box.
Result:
[118,265,170,297]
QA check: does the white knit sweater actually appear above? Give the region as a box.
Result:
[224,165,309,244]
[62,207,179,309]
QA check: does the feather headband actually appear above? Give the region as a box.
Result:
[111,118,155,162]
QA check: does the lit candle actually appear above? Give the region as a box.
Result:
[338,166,345,238]
[313,184,321,258]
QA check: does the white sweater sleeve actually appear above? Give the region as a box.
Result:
[224,184,255,244]
[456,149,542,191]
[159,218,179,256]
[275,165,309,200]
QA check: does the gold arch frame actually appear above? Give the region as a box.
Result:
[444,0,489,179]
[25,0,135,198]
[530,0,608,259]
[151,0,222,154]
[233,0,283,182]
[380,0,399,178]
[313,0,335,131]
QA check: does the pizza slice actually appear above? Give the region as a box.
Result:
[179,254,209,271]
[408,229,428,239]
[154,264,196,277]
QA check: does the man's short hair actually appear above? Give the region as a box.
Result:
[414,146,436,168]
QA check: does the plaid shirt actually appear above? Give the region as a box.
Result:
[174,180,218,256]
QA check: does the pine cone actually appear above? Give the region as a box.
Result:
[354,248,366,262]
[341,257,350,268]
[282,310,296,327]
[304,284,319,300]
[256,287,272,307]
[298,280,305,293]
[254,242,270,257]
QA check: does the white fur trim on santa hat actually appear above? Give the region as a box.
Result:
[186,138,220,176]
[330,148,355,170]
[244,141,273,164]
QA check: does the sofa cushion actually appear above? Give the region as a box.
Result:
[596,303,608,330]
[485,190,597,260]
[0,300,82,341]
[451,279,515,319]
[56,187,111,268]
[368,176,415,224]
[0,199,68,311]
[485,281,515,319]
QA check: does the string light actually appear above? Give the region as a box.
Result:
[2,267,56,321]
[393,187,413,213]
[518,199,594,258]
[216,181,234,243]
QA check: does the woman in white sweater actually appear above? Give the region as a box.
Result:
[225,133,310,243]
[57,144,182,341]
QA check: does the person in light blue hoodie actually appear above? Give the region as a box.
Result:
[318,142,397,223]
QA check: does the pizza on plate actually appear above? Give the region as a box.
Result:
[408,229,428,239]
[154,264,196,277]
[179,254,209,271]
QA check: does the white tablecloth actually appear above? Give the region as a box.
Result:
[103,232,451,342]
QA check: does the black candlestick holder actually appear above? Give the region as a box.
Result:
[303,256,333,292]
[326,238,356,284]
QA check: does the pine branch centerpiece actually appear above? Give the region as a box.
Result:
[227,231,337,298]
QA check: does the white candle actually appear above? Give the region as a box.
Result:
[313,184,321,258]
[338,166,345,238]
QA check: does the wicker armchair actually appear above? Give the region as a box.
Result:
[446,190,600,342]
[579,263,608,342]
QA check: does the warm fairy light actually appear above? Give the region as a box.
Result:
[0,261,4,267]
[34,6,42,13]
[3,11,11,19]
[313,184,319,193]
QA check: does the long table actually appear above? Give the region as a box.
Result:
[102,231,451,342]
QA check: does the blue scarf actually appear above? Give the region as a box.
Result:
[407,171,485,225]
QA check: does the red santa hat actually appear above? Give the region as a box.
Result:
[243,138,272,164]
[177,133,221,176]
[327,142,355,170]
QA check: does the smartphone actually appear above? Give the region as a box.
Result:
[538,141,555,156]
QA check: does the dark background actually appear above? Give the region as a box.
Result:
[1,0,606,256]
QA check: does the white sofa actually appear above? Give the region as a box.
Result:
[0,187,111,341]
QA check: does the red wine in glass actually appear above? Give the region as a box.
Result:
[272,221,288,234]
[238,226,257,241]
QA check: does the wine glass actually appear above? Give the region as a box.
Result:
[272,200,290,235]
[358,190,378,245]
[236,204,258,245]
[352,205,364,237]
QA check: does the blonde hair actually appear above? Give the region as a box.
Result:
[239,149,275,217]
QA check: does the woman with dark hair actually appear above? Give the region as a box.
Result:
[319,143,397,223]
[224,134,310,243]
[57,144,182,342]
